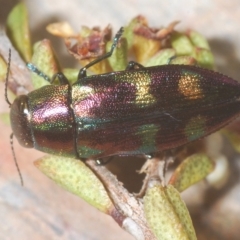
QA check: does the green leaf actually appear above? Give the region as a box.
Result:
[31,40,60,89]
[188,30,211,50]
[169,153,215,192]
[144,185,197,240]
[145,49,176,66]
[34,156,113,213]
[171,32,194,56]
[106,37,128,71]
[6,2,32,61]
[123,16,140,50]
[63,68,79,85]
[168,56,197,65]
[192,47,214,69]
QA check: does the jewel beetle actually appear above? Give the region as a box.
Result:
[6,27,240,161]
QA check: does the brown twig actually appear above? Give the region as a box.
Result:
[86,159,157,240]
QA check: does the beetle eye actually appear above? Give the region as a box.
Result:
[10,95,33,148]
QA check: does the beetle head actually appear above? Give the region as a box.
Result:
[10,95,34,148]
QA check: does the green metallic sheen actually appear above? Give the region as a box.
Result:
[10,64,240,160]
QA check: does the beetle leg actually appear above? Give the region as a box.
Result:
[77,27,124,80]
[51,73,70,85]
[26,63,51,82]
[27,63,70,85]
[125,61,145,70]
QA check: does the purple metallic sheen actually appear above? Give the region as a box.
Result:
[70,65,240,158]
[9,64,240,159]
[27,84,76,157]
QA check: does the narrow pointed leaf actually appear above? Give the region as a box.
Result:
[62,68,79,85]
[31,40,60,89]
[144,185,197,240]
[34,156,113,213]
[168,56,197,65]
[188,30,211,50]
[171,32,194,56]
[6,2,32,61]
[145,49,176,66]
[192,47,214,69]
[106,37,128,71]
[169,153,215,192]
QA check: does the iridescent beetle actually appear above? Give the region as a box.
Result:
[6,28,240,163]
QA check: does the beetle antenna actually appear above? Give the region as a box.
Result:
[78,27,124,79]
[5,50,23,185]
[5,49,12,106]
[26,63,51,82]
[10,133,24,186]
